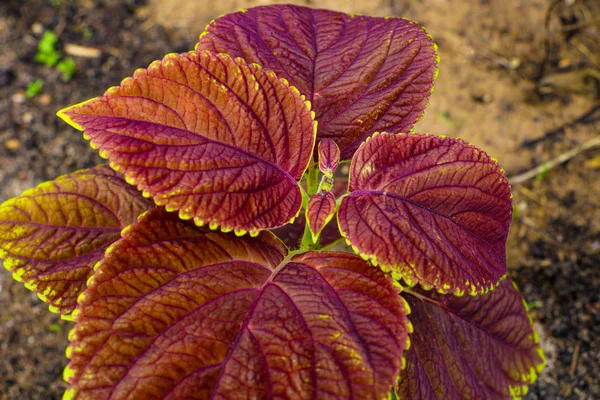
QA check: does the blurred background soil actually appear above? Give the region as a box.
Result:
[0,0,598,399]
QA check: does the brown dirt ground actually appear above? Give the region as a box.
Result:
[1,0,598,399]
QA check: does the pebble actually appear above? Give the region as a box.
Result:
[38,94,51,105]
[4,139,21,150]
[31,23,43,35]
[11,92,26,104]
[22,112,33,124]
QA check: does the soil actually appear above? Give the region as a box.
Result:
[0,0,598,399]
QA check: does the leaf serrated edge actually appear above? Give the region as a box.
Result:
[0,169,117,319]
[59,51,317,237]
[61,208,148,390]
[195,6,434,156]
[506,280,547,399]
[341,132,511,296]
[337,198,508,297]
[338,208,507,296]
[398,21,439,135]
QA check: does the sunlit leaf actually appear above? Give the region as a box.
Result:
[338,133,512,295]
[0,165,153,316]
[319,139,340,177]
[273,178,348,249]
[196,4,438,159]
[58,51,316,236]
[398,278,546,399]
[65,208,409,399]
[306,191,336,242]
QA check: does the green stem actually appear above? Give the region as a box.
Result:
[306,164,320,196]
[299,222,314,251]
[319,237,346,251]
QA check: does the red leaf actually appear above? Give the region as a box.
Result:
[272,178,348,249]
[65,208,409,399]
[306,191,336,242]
[0,165,153,316]
[58,51,316,236]
[398,279,546,399]
[196,4,438,159]
[338,133,512,295]
[319,139,340,177]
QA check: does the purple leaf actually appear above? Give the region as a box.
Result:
[196,4,438,159]
[58,51,316,236]
[319,139,340,177]
[338,133,512,295]
[0,165,153,316]
[398,278,546,399]
[272,178,348,249]
[306,191,336,242]
[65,208,410,399]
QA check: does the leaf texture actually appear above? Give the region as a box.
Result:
[398,278,546,399]
[58,51,316,235]
[338,133,512,295]
[65,208,409,399]
[0,165,153,316]
[319,139,340,177]
[196,4,438,159]
[272,178,348,249]
[306,191,336,242]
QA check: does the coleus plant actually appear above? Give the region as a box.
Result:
[0,4,546,400]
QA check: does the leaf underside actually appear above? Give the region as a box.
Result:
[58,51,316,235]
[272,178,348,249]
[0,165,153,316]
[196,4,438,159]
[65,208,410,399]
[306,191,336,242]
[399,278,546,399]
[338,133,512,295]
[319,138,340,177]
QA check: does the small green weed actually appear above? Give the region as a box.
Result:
[57,57,76,82]
[36,31,61,67]
[25,79,44,98]
[35,30,76,81]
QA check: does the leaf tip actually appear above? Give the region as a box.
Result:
[193,217,205,227]
[62,387,76,400]
[76,291,87,304]
[178,210,193,221]
[67,330,77,343]
[61,313,75,322]
[49,305,64,317]
[11,266,26,282]
[69,308,81,321]
[105,85,119,95]
[104,242,118,257]
[56,97,98,131]
[65,345,73,359]
[120,224,132,237]
[234,228,247,237]
[63,365,76,384]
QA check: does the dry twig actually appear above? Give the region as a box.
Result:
[510,136,600,185]
[64,44,102,58]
